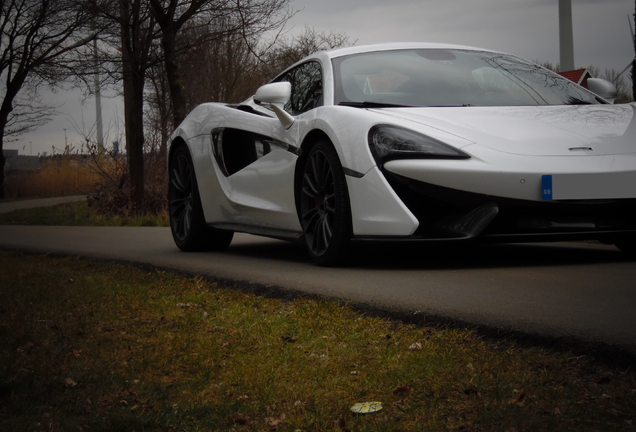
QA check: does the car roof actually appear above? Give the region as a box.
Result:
[319,42,499,59]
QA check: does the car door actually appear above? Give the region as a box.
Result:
[213,61,324,233]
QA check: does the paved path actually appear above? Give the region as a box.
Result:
[0,195,86,214]
[1,225,635,355]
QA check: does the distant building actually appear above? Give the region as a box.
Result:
[2,150,43,172]
[3,149,18,159]
[558,68,593,89]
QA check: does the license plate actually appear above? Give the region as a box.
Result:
[542,173,636,200]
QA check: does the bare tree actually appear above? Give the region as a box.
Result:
[149,0,293,129]
[3,85,55,139]
[118,0,159,208]
[0,0,96,198]
[148,0,210,129]
[174,25,353,110]
[259,27,354,80]
[145,60,172,156]
[179,24,261,106]
[88,0,292,209]
[90,0,160,209]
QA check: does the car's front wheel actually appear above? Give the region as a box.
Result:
[299,140,352,266]
[169,145,233,251]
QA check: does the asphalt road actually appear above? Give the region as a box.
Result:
[1,224,635,355]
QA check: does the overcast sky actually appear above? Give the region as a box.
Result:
[6,0,635,156]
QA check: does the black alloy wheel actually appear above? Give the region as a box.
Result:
[299,140,351,266]
[169,145,233,251]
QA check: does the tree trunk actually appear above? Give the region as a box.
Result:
[122,70,146,210]
[0,81,21,199]
[162,28,187,127]
[120,0,145,210]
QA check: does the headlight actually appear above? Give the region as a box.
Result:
[368,125,470,165]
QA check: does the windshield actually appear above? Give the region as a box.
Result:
[332,49,600,107]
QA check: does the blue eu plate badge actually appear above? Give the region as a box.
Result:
[542,175,553,200]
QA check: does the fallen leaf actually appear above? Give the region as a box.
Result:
[350,402,383,414]
[176,302,198,308]
[392,385,412,396]
[408,342,422,350]
[280,336,297,343]
[229,413,251,425]
[464,387,479,397]
[266,413,286,427]
[337,413,350,431]
[509,391,525,406]
[64,378,77,388]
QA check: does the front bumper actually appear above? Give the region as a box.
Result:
[357,170,636,243]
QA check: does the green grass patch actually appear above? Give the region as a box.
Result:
[0,251,634,431]
[0,200,168,227]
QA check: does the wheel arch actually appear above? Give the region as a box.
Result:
[168,136,188,169]
[293,129,353,240]
[294,129,334,216]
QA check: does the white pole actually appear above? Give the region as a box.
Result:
[559,0,575,71]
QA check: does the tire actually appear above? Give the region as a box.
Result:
[169,145,233,251]
[299,140,352,266]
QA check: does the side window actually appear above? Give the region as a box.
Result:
[277,61,323,115]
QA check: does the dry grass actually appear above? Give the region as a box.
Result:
[3,156,102,199]
[1,251,635,431]
[4,152,168,217]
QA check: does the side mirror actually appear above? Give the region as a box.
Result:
[254,82,295,129]
[587,78,617,104]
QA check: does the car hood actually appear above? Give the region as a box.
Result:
[375,104,636,156]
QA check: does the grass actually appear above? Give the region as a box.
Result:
[0,200,169,227]
[1,251,634,431]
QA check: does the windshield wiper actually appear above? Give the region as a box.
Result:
[338,101,417,109]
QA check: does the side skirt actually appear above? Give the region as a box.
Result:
[210,223,303,242]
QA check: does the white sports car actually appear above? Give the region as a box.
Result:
[168,43,636,265]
